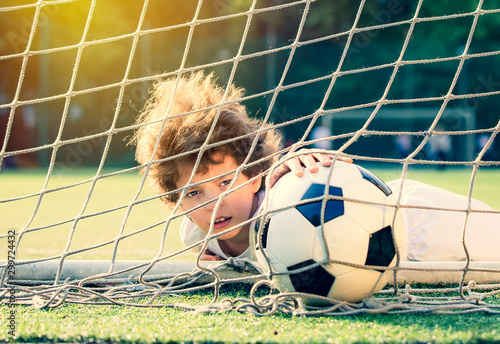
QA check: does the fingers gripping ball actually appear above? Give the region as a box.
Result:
[255,161,404,304]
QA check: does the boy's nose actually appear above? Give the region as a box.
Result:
[204,192,224,211]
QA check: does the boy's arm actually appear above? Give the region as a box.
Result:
[200,249,223,261]
[268,149,353,188]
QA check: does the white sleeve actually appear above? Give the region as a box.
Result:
[179,217,206,253]
[178,216,257,260]
[178,217,229,258]
[387,179,500,261]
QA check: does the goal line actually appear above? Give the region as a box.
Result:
[3,260,500,286]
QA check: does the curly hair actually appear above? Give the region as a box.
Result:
[130,71,282,205]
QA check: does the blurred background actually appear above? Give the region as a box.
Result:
[1,0,499,171]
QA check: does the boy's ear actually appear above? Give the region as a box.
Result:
[251,175,262,193]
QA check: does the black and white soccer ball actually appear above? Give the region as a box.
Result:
[255,161,404,303]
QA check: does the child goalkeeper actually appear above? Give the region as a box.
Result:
[131,72,500,262]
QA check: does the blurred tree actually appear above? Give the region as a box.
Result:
[250,0,500,160]
[1,0,499,165]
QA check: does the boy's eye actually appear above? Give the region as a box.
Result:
[186,190,200,198]
[220,179,232,187]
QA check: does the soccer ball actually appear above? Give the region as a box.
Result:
[254,161,404,303]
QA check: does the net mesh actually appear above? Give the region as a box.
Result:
[1,0,499,314]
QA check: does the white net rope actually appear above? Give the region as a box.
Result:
[1,0,499,315]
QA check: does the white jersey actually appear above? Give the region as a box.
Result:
[387,179,500,261]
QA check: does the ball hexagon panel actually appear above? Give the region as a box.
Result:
[268,172,313,211]
[264,249,296,293]
[311,224,328,264]
[342,178,396,235]
[327,268,387,303]
[319,161,362,188]
[265,208,318,268]
[320,215,370,276]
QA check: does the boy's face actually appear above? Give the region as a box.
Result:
[175,153,261,241]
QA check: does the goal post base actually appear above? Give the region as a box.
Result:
[387,261,500,285]
[0,259,260,286]
[2,260,499,286]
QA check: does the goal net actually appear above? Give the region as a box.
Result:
[1,0,499,315]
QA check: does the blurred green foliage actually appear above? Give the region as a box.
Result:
[1,0,499,167]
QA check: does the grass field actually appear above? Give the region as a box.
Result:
[2,285,500,343]
[0,167,190,261]
[1,165,500,343]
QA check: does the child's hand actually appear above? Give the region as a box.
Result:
[200,249,223,261]
[269,150,353,188]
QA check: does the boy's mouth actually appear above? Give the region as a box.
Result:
[213,216,231,229]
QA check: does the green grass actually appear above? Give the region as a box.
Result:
[2,286,500,343]
[1,166,500,344]
[0,167,192,261]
